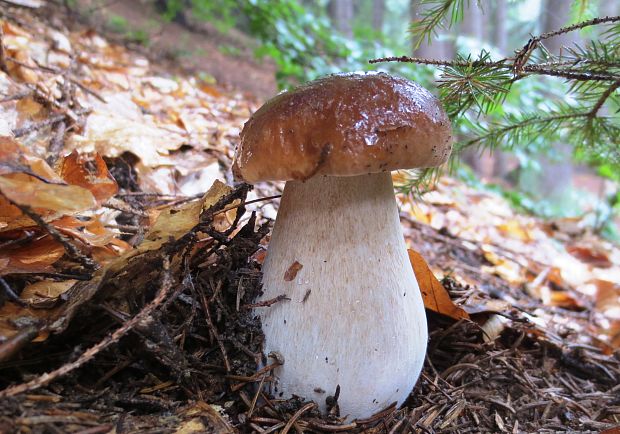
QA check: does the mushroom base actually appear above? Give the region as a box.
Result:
[258,172,427,420]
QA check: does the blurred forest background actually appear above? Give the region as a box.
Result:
[72,0,620,239]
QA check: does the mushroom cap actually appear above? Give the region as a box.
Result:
[234,72,452,183]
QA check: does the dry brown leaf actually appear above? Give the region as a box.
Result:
[0,175,96,214]
[141,179,231,252]
[5,47,38,84]
[496,220,532,242]
[593,279,620,308]
[68,108,186,168]
[0,302,49,342]
[463,299,511,315]
[60,151,118,203]
[481,247,523,284]
[566,244,612,268]
[20,280,76,303]
[0,137,98,230]
[408,249,470,320]
[52,215,114,247]
[542,287,584,309]
[0,235,65,275]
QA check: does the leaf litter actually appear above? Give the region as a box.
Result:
[0,4,618,433]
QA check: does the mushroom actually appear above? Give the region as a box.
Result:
[233,72,452,420]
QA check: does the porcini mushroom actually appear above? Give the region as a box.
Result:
[234,72,452,420]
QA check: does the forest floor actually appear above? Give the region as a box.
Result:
[0,2,619,433]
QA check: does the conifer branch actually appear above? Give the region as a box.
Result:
[588,80,620,119]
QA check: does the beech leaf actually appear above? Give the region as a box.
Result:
[408,249,470,321]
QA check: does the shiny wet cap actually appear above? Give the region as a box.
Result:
[233,72,452,183]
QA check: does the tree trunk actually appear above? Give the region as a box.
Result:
[519,0,576,205]
[372,0,385,32]
[410,0,455,59]
[542,0,578,54]
[328,0,354,38]
[493,0,508,54]
[492,0,511,180]
[458,2,487,174]
[460,0,484,40]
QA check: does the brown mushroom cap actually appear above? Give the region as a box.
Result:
[234,72,452,183]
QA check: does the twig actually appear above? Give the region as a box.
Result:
[355,402,397,425]
[212,194,282,217]
[369,56,476,67]
[229,361,282,392]
[0,256,173,398]
[0,325,39,363]
[198,288,231,372]
[0,277,26,306]
[538,15,620,43]
[308,420,358,432]
[6,56,107,103]
[0,90,31,103]
[588,79,620,119]
[12,107,90,138]
[247,373,266,419]
[103,197,148,217]
[519,65,618,82]
[514,15,620,74]
[241,294,289,310]
[281,402,316,434]
[369,57,618,82]
[46,120,66,165]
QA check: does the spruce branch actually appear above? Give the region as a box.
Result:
[369,56,619,82]
[462,112,590,150]
[588,80,620,119]
[537,15,620,44]
[513,15,620,74]
[376,1,619,191]
[518,65,618,82]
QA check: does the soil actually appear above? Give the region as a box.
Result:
[71,0,278,99]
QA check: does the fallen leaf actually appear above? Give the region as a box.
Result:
[480,314,509,342]
[0,175,96,214]
[541,286,584,310]
[481,246,522,284]
[20,279,76,303]
[68,104,186,167]
[141,180,231,252]
[566,244,612,268]
[408,249,470,320]
[463,299,511,315]
[497,219,532,242]
[52,215,114,247]
[60,151,118,203]
[0,235,65,275]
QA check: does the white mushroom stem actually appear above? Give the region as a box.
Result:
[258,172,427,420]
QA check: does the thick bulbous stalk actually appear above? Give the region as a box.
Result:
[258,172,427,420]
